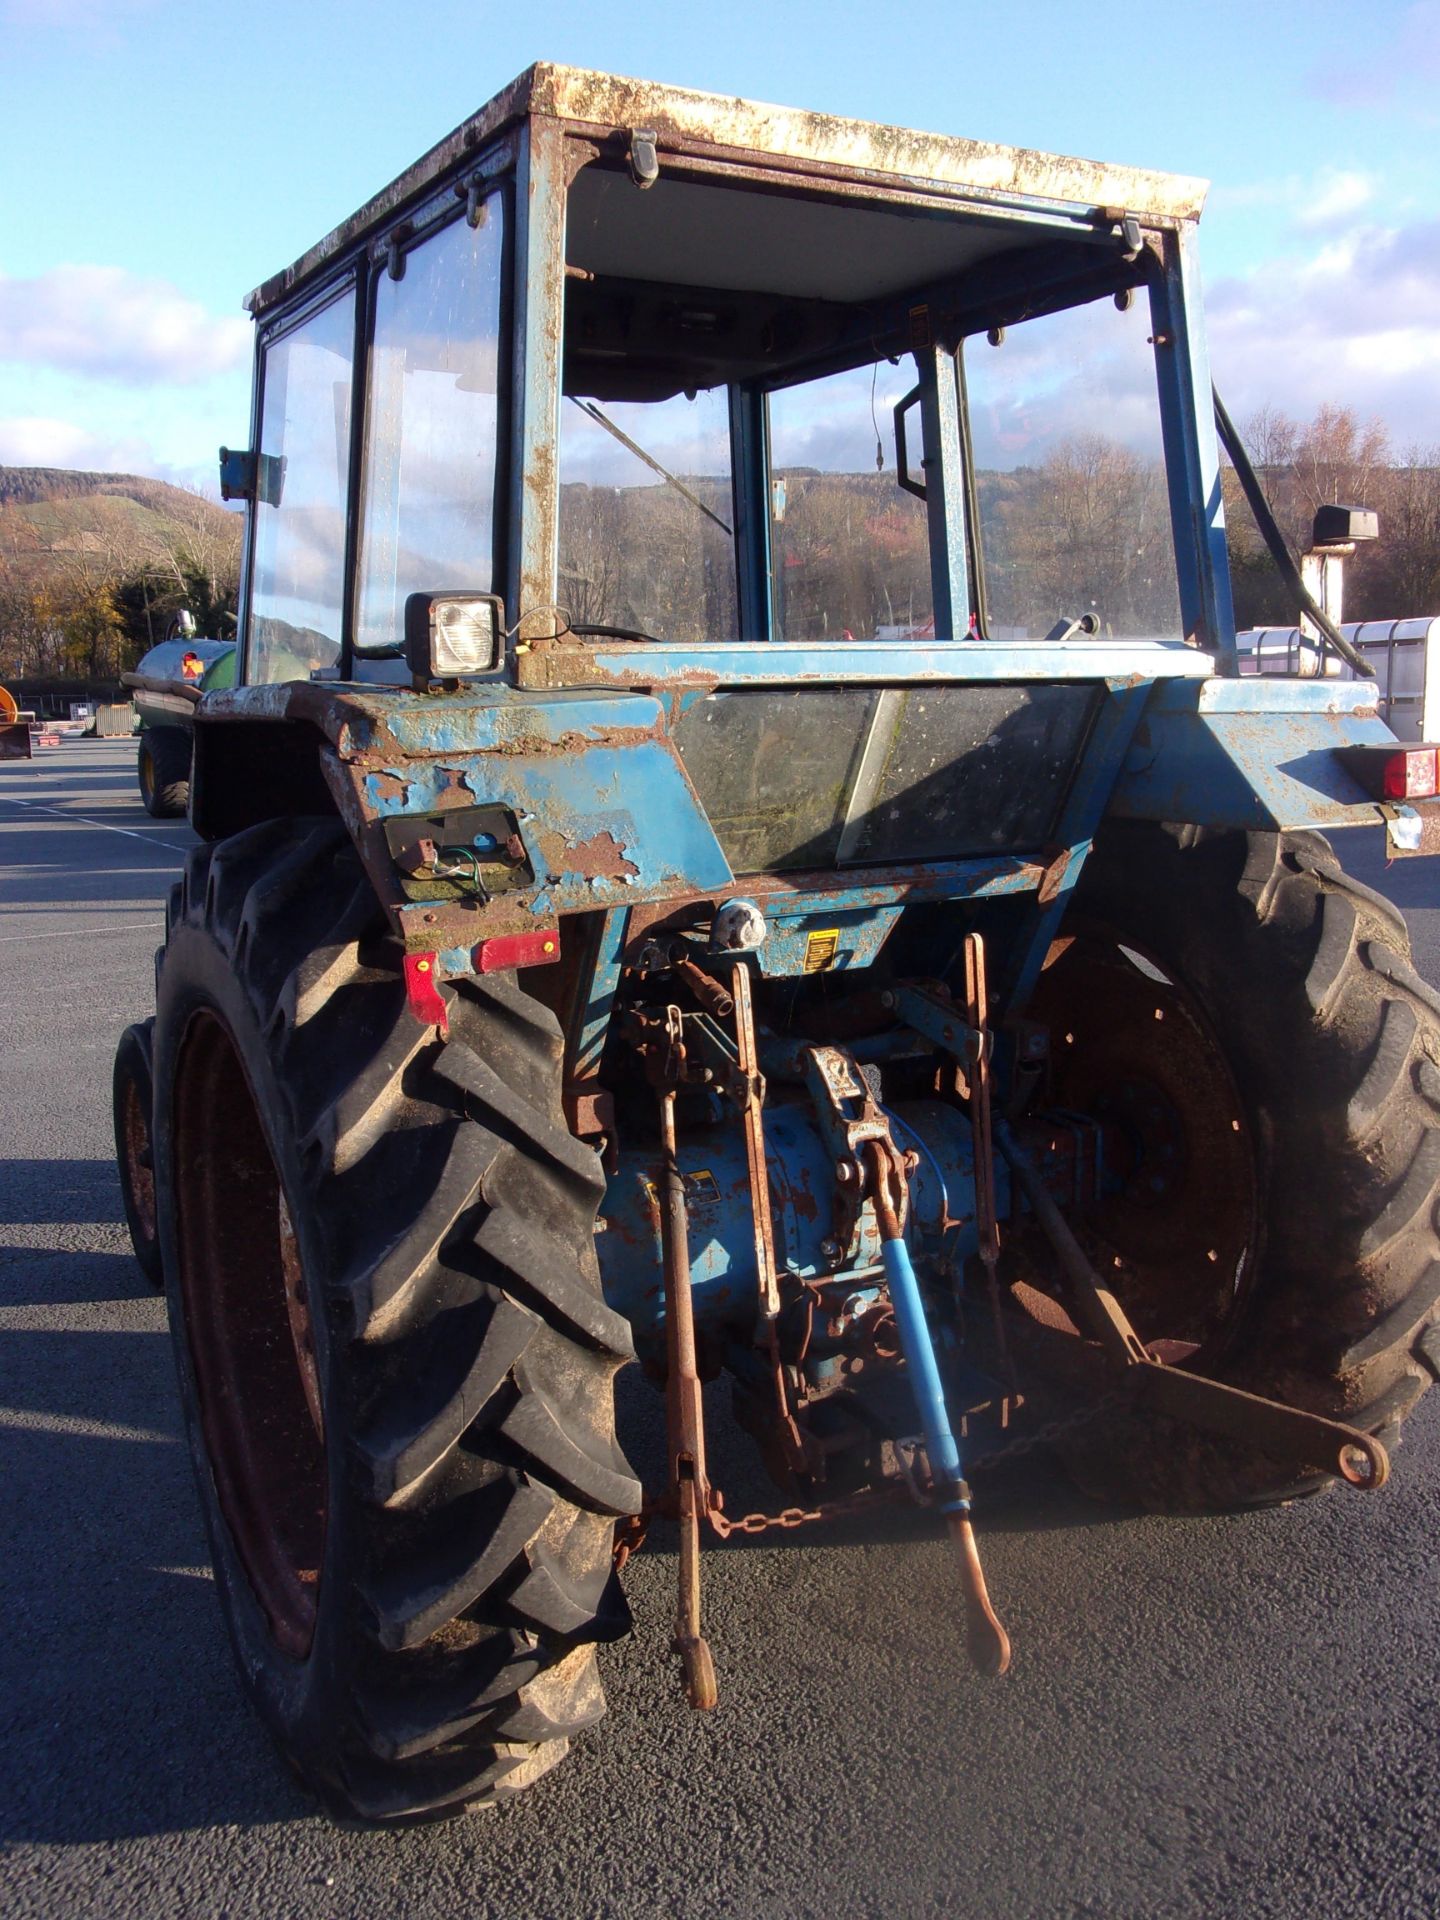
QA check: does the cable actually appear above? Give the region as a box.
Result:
[1213,387,1375,680]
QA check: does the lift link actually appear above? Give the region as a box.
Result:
[651,1015,719,1711]
[730,960,809,1476]
[994,1124,1391,1490]
[962,933,1018,1405]
[866,1141,1012,1677]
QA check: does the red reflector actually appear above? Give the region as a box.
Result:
[1383,748,1440,800]
[402,951,449,1034]
[473,929,562,973]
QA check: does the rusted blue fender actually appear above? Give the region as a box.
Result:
[196,683,733,952]
[1108,675,1398,831]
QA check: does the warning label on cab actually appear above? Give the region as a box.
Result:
[803,928,840,972]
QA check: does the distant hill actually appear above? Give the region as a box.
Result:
[0,466,242,678]
[0,466,239,591]
[0,465,218,513]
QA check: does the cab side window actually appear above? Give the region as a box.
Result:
[355,200,507,652]
[247,291,355,685]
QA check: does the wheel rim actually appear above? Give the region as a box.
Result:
[120,1076,157,1248]
[1021,933,1259,1360]
[172,1009,326,1658]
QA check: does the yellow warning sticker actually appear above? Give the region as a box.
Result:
[641,1169,722,1210]
[686,1169,721,1207]
[803,928,840,973]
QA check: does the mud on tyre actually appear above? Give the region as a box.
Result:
[1016,822,1440,1511]
[152,818,639,1823]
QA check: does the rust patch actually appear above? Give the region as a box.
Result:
[1036,844,1072,908]
[789,1170,820,1223]
[368,770,410,805]
[433,767,477,808]
[558,829,640,881]
[516,647,722,694]
[470,723,666,758]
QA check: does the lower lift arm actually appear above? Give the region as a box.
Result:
[994,1124,1389,1490]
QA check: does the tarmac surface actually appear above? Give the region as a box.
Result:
[3,738,1439,1920]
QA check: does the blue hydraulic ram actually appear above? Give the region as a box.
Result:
[868,1140,1012,1676]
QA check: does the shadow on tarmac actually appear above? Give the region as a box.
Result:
[2,1159,129,1225]
[0,1152,311,1843]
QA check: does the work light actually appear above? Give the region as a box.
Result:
[404,592,505,680]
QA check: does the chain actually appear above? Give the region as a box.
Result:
[708,1486,891,1538]
[701,1389,1134,1538]
[964,1386,1133,1475]
[617,1390,1136,1556]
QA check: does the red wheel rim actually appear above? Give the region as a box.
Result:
[172,1009,326,1658]
[1021,934,1259,1360]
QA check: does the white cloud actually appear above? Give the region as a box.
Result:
[1296,170,1376,229]
[0,415,149,469]
[1206,216,1440,449]
[1208,167,1378,236]
[0,267,250,386]
[0,414,214,488]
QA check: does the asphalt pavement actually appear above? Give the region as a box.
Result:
[3,740,1439,1920]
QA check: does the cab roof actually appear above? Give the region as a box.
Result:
[246,61,1208,318]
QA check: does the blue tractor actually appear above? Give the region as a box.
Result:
[114,66,1440,1823]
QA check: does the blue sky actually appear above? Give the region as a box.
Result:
[2,0,1438,486]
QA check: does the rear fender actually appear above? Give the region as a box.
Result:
[194,683,732,955]
[1109,676,1403,833]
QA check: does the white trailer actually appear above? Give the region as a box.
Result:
[1238,616,1440,743]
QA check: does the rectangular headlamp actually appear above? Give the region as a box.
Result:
[404,592,505,680]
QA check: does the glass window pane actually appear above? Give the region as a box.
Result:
[248,292,353,685]
[558,390,737,642]
[844,684,1097,862]
[964,299,1182,642]
[672,688,877,872]
[768,363,932,643]
[356,204,505,652]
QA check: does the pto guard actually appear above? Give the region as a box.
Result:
[1110,675,1405,831]
[198,684,733,960]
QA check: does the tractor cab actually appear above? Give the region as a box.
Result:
[233,71,1223,698]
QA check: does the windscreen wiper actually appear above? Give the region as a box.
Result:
[568,397,733,537]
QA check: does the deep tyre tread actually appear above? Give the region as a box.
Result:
[138,727,191,818]
[1039,822,1440,1511]
[152,818,636,1823]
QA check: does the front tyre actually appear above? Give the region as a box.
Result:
[1021,823,1440,1510]
[153,820,639,1823]
[113,1019,163,1288]
[138,727,191,818]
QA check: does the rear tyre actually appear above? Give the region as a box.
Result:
[138,727,190,818]
[1018,822,1440,1510]
[153,819,639,1823]
[113,1019,163,1288]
